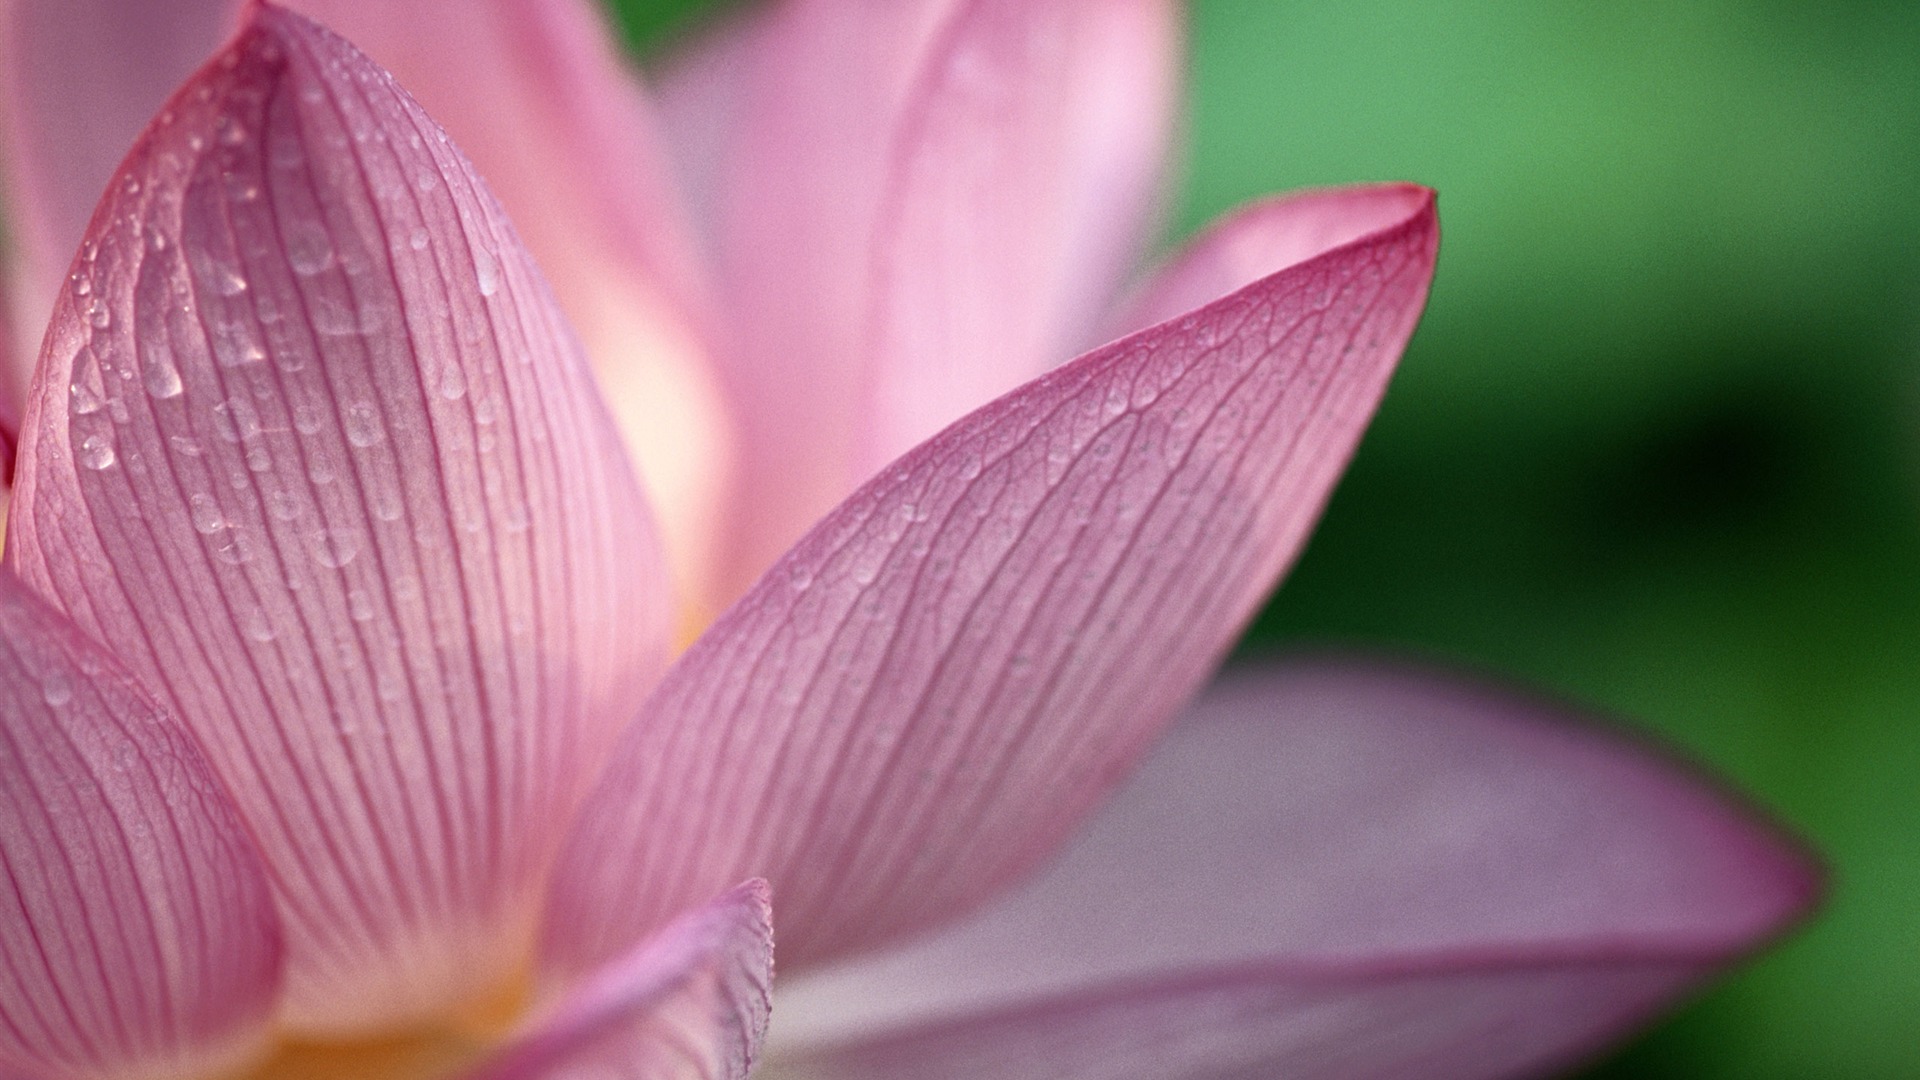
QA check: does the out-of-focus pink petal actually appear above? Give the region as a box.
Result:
[1109,184,1440,340]
[767,962,1718,1080]
[689,0,1179,604]
[763,661,1821,1080]
[0,572,281,1080]
[652,4,768,266]
[860,0,1180,479]
[541,192,1439,980]
[0,294,18,474]
[4,6,664,1036]
[469,881,773,1080]
[283,0,734,610]
[693,0,959,602]
[0,0,237,420]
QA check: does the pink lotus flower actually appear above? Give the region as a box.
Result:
[0,3,1818,1079]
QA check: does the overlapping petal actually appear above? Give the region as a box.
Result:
[4,6,664,1035]
[283,0,734,608]
[0,572,281,1080]
[762,662,1820,1080]
[0,0,237,420]
[858,0,1180,476]
[541,189,1438,981]
[678,0,1181,602]
[469,881,773,1080]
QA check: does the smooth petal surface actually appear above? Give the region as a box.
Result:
[0,573,281,1080]
[689,0,958,601]
[542,191,1438,979]
[687,0,1178,603]
[285,0,734,609]
[652,4,767,266]
[860,0,1180,478]
[5,7,664,1034]
[467,881,773,1080]
[0,0,236,418]
[764,662,1820,1080]
[767,963,1712,1080]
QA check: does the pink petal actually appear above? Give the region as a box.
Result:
[541,190,1439,981]
[687,0,1178,604]
[0,572,281,1080]
[468,881,773,1080]
[768,963,1722,1080]
[859,0,1181,480]
[0,296,19,475]
[652,4,768,266]
[0,0,238,424]
[282,0,735,610]
[4,6,665,1036]
[690,0,960,602]
[764,661,1820,1080]
[1109,184,1442,340]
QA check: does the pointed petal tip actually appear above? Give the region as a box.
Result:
[1105,180,1437,349]
[10,0,668,1036]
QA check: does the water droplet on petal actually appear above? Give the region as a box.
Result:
[78,435,116,470]
[189,493,226,535]
[70,382,104,416]
[474,250,500,297]
[308,527,362,569]
[370,486,403,522]
[344,403,384,447]
[213,398,261,443]
[287,403,321,435]
[312,297,358,336]
[213,325,266,368]
[243,608,276,642]
[268,491,302,522]
[437,363,466,400]
[286,221,335,275]
[41,670,73,707]
[213,531,254,566]
[144,355,184,399]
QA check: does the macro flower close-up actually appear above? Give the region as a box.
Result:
[0,2,1821,1079]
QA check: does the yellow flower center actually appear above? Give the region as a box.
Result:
[230,976,527,1080]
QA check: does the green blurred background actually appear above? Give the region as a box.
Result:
[614,2,1919,1075]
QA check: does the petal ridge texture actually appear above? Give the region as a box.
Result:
[0,573,281,1080]
[4,4,664,1035]
[282,0,736,608]
[543,190,1439,979]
